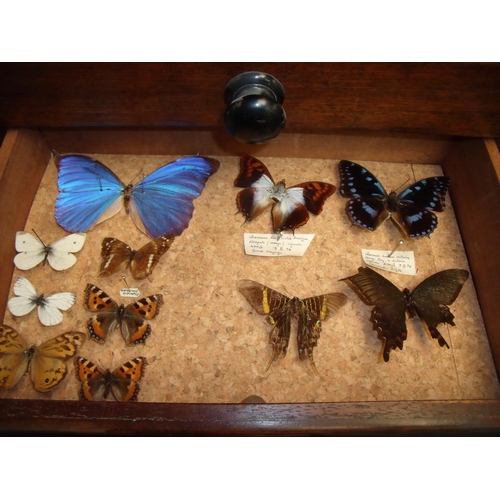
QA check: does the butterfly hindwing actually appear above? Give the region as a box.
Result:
[338,160,450,238]
[296,293,348,373]
[0,325,85,392]
[238,279,347,372]
[235,156,336,234]
[99,235,174,280]
[55,155,219,238]
[84,284,163,344]
[75,356,147,402]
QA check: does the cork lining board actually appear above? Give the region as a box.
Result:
[2,154,499,403]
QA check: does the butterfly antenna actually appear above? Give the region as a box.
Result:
[394,177,410,192]
[31,229,46,246]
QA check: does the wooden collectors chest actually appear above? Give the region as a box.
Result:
[1,62,500,435]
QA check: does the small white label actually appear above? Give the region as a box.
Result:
[361,249,416,275]
[120,287,141,298]
[244,233,314,257]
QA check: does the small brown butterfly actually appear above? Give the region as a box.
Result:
[238,279,347,373]
[84,284,163,345]
[75,356,147,402]
[99,235,175,280]
[235,156,336,234]
[0,324,86,392]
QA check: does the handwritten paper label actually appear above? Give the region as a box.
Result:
[244,234,314,257]
[361,249,416,275]
[120,288,140,298]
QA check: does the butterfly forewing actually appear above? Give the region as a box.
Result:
[339,160,388,199]
[234,156,275,187]
[0,326,30,389]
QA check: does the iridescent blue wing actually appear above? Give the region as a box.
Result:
[129,156,220,238]
[55,155,125,232]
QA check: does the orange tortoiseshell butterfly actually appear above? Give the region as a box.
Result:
[75,356,147,402]
[84,284,163,345]
[99,235,175,280]
[234,155,336,234]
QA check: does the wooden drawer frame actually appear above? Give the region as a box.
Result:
[1,127,500,435]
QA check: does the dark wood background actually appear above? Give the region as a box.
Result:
[1,63,500,137]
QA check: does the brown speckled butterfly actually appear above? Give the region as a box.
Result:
[238,279,347,373]
[99,235,175,280]
[0,324,86,392]
[75,356,147,402]
[84,284,163,345]
[341,267,469,361]
[235,156,336,234]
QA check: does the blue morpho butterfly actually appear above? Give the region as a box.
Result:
[338,160,450,238]
[55,155,220,238]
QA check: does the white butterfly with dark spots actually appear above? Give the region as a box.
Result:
[14,231,86,271]
[7,277,77,326]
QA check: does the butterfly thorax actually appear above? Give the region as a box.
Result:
[123,184,134,214]
[386,191,400,213]
[270,180,287,202]
[403,288,418,318]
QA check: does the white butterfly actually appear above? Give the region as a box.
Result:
[7,277,77,326]
[14,231,86,271]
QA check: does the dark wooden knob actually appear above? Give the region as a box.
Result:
[224,71,286,144]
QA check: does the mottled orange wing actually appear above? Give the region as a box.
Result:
[121,295,164,345]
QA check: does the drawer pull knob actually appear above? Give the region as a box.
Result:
[224,71,286,144]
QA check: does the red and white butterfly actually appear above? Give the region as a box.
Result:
[84,284,163,345]
[234,155,336,234]
[75,356,147,402]
[14,231,86,271]
[7,276,77,326]
[99,235,174,280]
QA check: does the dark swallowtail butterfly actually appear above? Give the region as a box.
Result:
[341,267,469,361]
[338,160,450,238]
[235,156,336,234]
[238,279,347,373]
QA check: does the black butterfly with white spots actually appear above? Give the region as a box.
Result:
[338,160,450,238]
